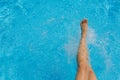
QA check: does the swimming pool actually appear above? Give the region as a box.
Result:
[0,0,120,80]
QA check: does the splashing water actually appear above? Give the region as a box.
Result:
[0,0,120,80]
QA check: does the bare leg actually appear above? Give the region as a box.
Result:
[76,19,97,80]
[76,19,89,80]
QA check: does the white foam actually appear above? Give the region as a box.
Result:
[47,18,55,23]
[87,27,97,44]
[64,27,97,56]
[64,36,78,57]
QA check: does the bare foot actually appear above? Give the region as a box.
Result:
[80,19,88,38]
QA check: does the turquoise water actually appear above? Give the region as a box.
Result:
[0,0,120,80]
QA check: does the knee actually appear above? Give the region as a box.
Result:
[78,62,88,71]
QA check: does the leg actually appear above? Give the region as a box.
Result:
[76,19,89,80]
[76,19,97,80]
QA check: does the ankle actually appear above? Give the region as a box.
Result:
[81,33,87,38]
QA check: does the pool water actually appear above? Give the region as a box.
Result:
[0,0,120,80]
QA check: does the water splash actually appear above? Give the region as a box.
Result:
[87,27,97,44]
[64,27,97,63]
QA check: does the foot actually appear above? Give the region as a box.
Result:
[80,19,88,38]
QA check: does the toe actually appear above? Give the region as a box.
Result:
[83,19,88,23]
[84,19,88,23]
[80,19,88,25]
